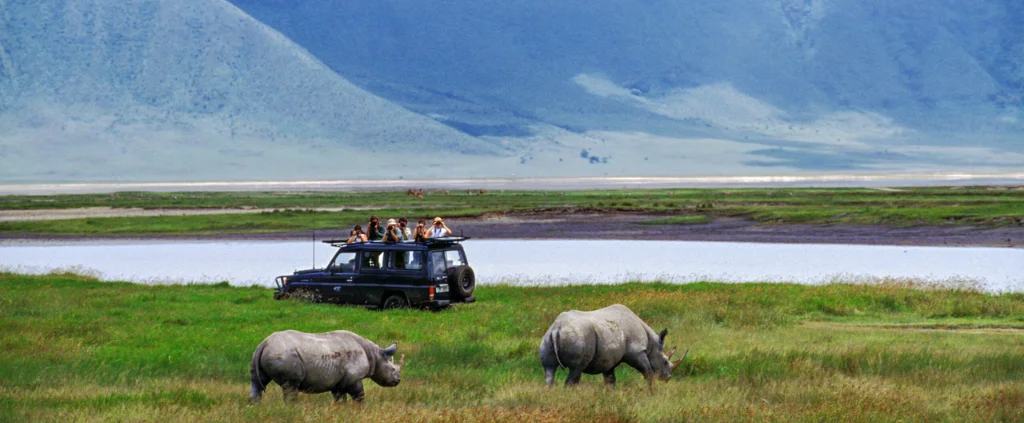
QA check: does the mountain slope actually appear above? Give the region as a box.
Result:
[229,0,1023,142]
[0,0,500,182]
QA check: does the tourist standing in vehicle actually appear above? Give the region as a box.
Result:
[398,218,412,240]
[383,219,403,243]
[366,216,384,241]
[414,220,428,242]
[427,216,452,238]
[347,225,367,243]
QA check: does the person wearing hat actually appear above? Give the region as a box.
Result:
[427,216,452,238]
[383,218,403,243]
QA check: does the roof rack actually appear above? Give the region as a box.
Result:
[423,236,471,245]
[322,236,471,248]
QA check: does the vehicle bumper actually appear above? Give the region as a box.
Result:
[422,300,451,309]
[461,296,475,303]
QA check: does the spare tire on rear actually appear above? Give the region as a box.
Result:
[449,266,475,299]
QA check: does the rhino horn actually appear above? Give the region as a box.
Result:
[398,354,406,368]
[670,348,690,373]
[382,342,398,357]
[667,346,677,360]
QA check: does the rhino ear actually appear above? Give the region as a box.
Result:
[381,343,397,357]
[658,329,668,346]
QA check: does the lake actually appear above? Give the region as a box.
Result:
[1,240,1021,292]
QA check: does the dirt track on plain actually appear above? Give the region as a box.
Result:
[3,209,1021,248]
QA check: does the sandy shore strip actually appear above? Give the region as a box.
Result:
[2,173,1024,195]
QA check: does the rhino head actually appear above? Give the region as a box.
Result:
[650,329,688,382]
[371,343,405,387]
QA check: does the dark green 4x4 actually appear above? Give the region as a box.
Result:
[273,237,476,309]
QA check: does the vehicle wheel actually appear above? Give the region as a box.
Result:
[449,266,476,299]
[381,294,408,310]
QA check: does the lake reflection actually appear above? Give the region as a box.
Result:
[1,240,1022,292]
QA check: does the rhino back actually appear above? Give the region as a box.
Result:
[589,304,657,346]
[559,305,658,370]
[258,330,371,393]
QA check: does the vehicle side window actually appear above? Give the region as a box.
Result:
[330,252,358,273]
[430,251,446,276]
[362,251,385,270]
[444,249,465,267]
[393,251,423,270]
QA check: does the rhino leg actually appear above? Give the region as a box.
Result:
[347,381,366,403]
[281,384,299,402]
[603,370,616,387]
[249,370,272,403]
[623,354,655,394]
[564,369,583,387]
[544,366,557,387]
[540,336,560,387]
[331,388,348,402]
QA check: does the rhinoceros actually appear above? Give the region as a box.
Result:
[539,304,686,392]
[249,330,404,403]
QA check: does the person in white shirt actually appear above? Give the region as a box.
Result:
[427,216,452,238]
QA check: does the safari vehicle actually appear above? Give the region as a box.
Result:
[273,237,476,309]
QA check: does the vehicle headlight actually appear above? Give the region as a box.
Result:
[282,277,289,285]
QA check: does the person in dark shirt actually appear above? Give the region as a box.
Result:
[366,216,384,241]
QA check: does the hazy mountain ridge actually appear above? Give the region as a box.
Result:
[1,0,1021,182]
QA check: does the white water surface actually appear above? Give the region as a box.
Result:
[1,240,1022,292]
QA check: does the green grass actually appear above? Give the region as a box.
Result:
[2,272,1023,422]
[1,186,1023,236]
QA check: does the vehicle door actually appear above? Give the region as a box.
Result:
[388,250,428,304]
[322,251,358,303]
[353,249,388,305]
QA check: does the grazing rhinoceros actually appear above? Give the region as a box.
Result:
[539,304,686,392]
[249,330,404,403]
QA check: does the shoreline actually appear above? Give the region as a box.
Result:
[3,211,1021,248]
[2,173,1024,195]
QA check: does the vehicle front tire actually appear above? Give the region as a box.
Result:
[381,294,408,310]
[449,266,476,299]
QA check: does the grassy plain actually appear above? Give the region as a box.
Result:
[1,186,1023,236]
[2,272,1023,422]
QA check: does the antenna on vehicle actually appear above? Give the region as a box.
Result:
[312,195,317,269]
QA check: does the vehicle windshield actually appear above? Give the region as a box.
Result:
[330,252,357,273]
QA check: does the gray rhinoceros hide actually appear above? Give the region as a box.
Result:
[539,304,685,392]
[250,330,404,403]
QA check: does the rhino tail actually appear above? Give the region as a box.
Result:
[251,341,268,391]
[550,330,565,369]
